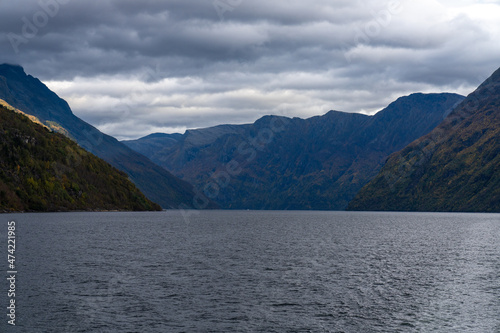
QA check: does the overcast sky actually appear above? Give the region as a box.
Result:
[1,0,500,140]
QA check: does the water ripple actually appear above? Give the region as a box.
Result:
[1,211,499,332]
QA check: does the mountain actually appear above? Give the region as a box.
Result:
[0,101,161,212]
[124,93,465,210]
[122,133,183,160]
[348,67,500,212]
[0,64,205,209]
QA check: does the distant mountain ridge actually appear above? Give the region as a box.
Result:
[0,102,160,212]
[124,92,465,210]
[348,67,500,212]
[0,64,204,209]
[122,133,184,161]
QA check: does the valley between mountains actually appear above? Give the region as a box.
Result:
[1,63,499,212]
[123,93,465,210]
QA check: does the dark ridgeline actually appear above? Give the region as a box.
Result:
[348,67,500,212]
[124,93,465,210]
[0,64,207,209]
[0,102,161,212]
[5,62,496,212]
[122,133,183,160]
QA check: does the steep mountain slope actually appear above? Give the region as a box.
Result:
[0,103,161,212]
[0,64,202,209]
[348,67,500,212]
[125,93,465,210]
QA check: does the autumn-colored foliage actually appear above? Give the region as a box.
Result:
[0,104,161,212]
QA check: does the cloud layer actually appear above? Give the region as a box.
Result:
[1,0,500,139]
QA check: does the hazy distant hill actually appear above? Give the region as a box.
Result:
[122,133,183,160]
[0,64,203,209]
[348,67,500,212]
[124,93,465,210]
[0,102,160,212]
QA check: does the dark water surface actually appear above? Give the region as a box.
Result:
[1,211,499,332]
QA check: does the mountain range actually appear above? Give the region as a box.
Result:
[0,100,160,212]
[124,93,465,210]
[0,64,203,209]
[2,63,497,212]
[348,67,500,212]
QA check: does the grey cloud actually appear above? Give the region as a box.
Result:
[1,0,499,139]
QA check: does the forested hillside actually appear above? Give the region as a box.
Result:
[0,103,161,212]
[348,67,500,212]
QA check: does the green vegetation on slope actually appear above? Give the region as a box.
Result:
[0,64,204,209]
[0,104,161,212]
[348,67,500,212]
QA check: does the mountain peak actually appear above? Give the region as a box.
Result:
[0,63,25,74]
[487,66,500,81]
[0,64,206,209]
[125,92,465,210]
[348,66,500,212]
[475,66,500,92]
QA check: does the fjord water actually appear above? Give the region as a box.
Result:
[1,211,499,332]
